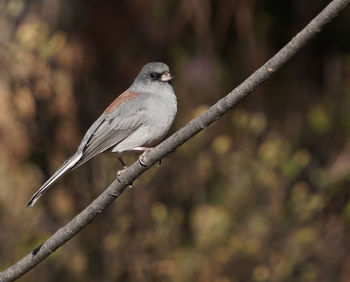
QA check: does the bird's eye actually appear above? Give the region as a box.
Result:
[150,72,158,80]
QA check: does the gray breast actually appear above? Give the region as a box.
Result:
[145,88,177,141]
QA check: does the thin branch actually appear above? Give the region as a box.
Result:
[1,0,349,280]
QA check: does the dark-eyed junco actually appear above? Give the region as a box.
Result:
[27,62,177,207]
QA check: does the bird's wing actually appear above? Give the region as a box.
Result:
[74,91,149,167]
[27,90,148,207]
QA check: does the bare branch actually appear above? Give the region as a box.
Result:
[1,0,349,280]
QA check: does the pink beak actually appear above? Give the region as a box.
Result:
[160,71,174,82]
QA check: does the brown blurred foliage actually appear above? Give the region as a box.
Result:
[1,0,350,281]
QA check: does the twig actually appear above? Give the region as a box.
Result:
[1,0,349,280]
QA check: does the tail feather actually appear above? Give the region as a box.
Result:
[27,152,83,208]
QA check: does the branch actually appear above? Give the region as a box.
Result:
[1,0,349,280]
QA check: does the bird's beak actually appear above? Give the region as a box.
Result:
[160,71,174,82]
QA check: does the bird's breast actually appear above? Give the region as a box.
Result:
[143,91,177,144]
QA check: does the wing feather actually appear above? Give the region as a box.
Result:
[73,93,149,168]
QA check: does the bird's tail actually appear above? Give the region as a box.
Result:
[27,152,83,208]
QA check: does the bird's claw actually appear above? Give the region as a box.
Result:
[117,167,127,181]
[139,149,152,166]
[139,149,163,167]
[117,167,133,189]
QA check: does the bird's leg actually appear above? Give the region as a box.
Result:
[117,157,133,189]
[118,157,127,168]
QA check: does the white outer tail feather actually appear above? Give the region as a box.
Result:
[27,152,83,208]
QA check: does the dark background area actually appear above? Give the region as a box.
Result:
[1,0,350,281]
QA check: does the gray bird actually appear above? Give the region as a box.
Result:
[28,62,177,207]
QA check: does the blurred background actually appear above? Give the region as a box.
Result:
[1,0,350,281]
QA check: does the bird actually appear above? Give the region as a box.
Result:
[27,62,177,207]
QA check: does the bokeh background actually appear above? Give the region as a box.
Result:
[1,0,350,281]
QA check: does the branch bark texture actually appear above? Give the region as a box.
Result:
[1,0,349,280]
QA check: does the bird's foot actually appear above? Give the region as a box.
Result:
[117,167,126,181]
[138,148,163,166]
[117,168,133,189]
[139,148,153,166]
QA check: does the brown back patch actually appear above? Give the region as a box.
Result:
[104,90,140,114]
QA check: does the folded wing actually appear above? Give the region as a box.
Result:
[27,90,149,207]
